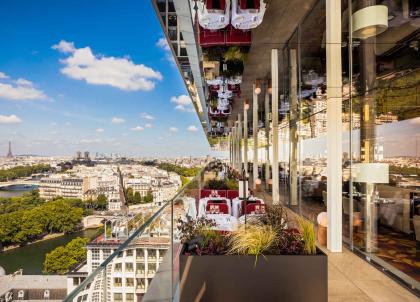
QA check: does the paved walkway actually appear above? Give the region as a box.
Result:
[254,187,419,301]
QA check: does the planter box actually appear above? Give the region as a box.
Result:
[180,247,327,302]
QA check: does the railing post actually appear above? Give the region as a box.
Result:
[253,83,259,189]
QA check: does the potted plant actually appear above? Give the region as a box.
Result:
[178,205,327,302]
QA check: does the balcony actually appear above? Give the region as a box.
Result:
[63,162,419,302]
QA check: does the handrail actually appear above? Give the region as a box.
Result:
[63,164,207,301]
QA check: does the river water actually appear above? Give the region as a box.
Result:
[0,187,100,275]
[0,228,100,275]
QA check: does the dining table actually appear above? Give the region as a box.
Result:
[198,197,231,217]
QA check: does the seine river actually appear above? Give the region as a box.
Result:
[0,186,100,275]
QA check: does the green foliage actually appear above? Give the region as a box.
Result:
[0,197,84,246]
[180,175,190,187]
[142,190,153,203]
[43,237,88,274]
[227,225,277,265]
[0,190,43,214]
[205,178,238,190]
[223,46,246,62]
[298,217,316,255]
[0,164,51,182]
[157,163,201,178]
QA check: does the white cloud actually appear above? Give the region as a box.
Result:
[145,123,152,128]
[50,122,57,126]
[170,94,195,113]
[80,138,102,144]
[156,38,170,51]
[156,37,175,64]
[169,127,178,133]
[52,40,75,53]
[187,125,198,132]
[53,40,163,91]
[0,72,47,101]
[0,114,22,124]
[140,112,155,120]
[111,117,125,124]
[96,128,104,133]
[130,126,144,132]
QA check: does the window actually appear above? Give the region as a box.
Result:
[103,249,112,258]
[114,277,122,287]
[126,293,134,301]
[148,263,156,274]
[91,249,100,261]
[136,249,144,259]
[148,249,157,259]
[113,293,122,302]
[125,263,133,272]
[114,263,122,272]
[91,262,99,270]
[126,249,133,257]
[126,277,134,287]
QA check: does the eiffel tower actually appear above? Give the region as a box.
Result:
[6,141,13,158]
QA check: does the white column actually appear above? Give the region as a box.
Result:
[232,127,237,169]
[326,0,342,252]
[253,84,259,188]
[264,89,270,189]
[271,49,279,204]
[237,114,242,171]
[244,106,248,177]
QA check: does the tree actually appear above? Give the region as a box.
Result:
[43,237,88,274]
[96,194,108,209]
[133,192,142,204]
[143,190,153,203]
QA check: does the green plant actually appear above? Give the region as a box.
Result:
[227,224,276,265]
[224,178,239,190]
[298,217,316,255]
[257,204,288,232]
[223,46,246,62]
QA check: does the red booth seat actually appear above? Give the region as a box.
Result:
[206,203,229,214]
[199,27,225,47]
[240,0,260,10]
[246,203,266,215]
[226,26,251,46]
[227,190,239,200]
[207,0,226,10]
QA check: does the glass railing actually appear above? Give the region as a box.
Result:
[64,162,214,302]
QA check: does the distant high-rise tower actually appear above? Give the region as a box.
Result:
[6,141,13,158]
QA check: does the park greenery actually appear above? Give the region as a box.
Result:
[43,237,88,274]
[125,187,153,205]
[0,190,104,248]
[157,163,202,178]
[0,164,51,182]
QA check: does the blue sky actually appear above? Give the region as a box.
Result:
[0,0,211,157]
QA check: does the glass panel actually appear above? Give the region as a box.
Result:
[349,0,420,291]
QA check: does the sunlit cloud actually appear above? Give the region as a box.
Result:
[111,117,125,124]
[53,40,163,91]
[0,114,22,124]
[140,112,155,120]
[187,125,198,132]
[0,72,47,101]
[130,125,144,132]
[170,94,195,113]
[145,123,152,128]
[169,127,178,133]
[96,128,105,133]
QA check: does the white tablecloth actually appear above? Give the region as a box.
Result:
[198,197,231,217]
[232,197,264,218]
[206,214,238,231]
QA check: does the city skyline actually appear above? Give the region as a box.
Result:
[0,0,212,157]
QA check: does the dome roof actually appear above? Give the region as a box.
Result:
[0,266,6,275]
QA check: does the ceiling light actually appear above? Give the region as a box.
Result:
[352,5,388,39]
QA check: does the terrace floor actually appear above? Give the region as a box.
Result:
[254,188,419,301]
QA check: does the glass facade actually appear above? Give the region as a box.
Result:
[280,0,420,292]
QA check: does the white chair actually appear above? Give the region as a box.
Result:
[198,0,231,30]
[231,0,266,30]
